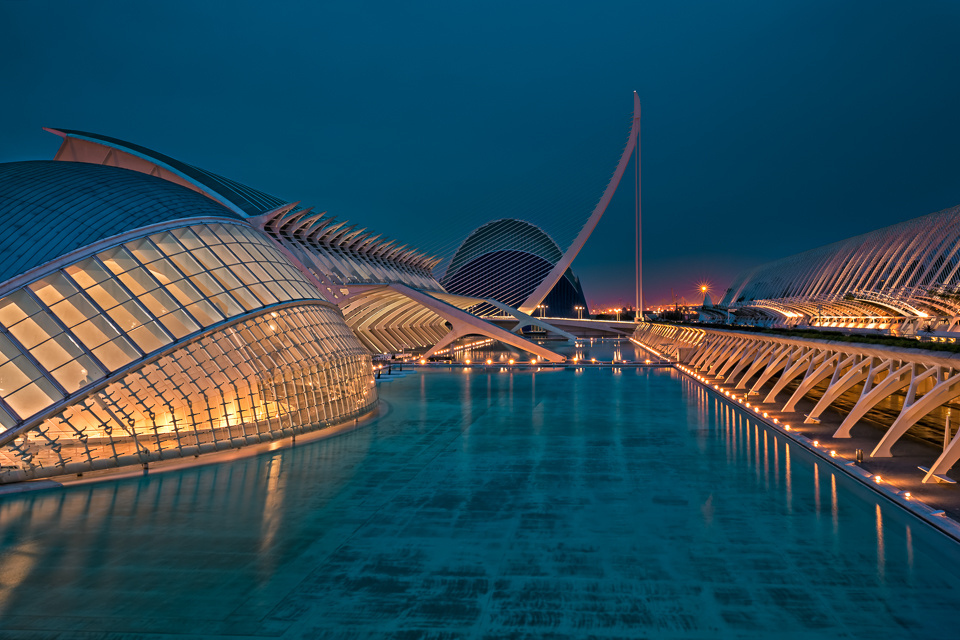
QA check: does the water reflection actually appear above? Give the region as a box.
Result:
[0,369,958,637]
[877,504,886,582]
[687,377,943,590]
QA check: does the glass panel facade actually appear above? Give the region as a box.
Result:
[0,304,375,482]
[0,222,325,424]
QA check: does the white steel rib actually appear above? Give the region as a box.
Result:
[518,91,640,314]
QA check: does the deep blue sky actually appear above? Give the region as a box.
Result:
[3,1,960,309]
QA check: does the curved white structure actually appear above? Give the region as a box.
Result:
[519,92,641,314]
[719,203,960,334]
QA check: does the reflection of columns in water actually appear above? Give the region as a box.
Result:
[876,504,886,582]
[763,430,769,490]
[831,473,838,535]
[814,463,820,516]
[906,525,914,575]
[773,436,779,489]
[259,455,284,566]
[785,445,792,513]
[725,405,731,464]
[463,367,472,441]
[753,423,760,482]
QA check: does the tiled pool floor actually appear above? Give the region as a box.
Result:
[1,368,959,638]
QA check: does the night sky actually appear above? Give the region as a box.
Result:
[4,1,960,310]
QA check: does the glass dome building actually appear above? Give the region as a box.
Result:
[0,159,380,483]
[440,219,588,318]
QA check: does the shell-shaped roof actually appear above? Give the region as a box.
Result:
[0,161,240,284]
[49,129,302,217]
[445,219,563,280]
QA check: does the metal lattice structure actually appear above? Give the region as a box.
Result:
[718,204,960,334]
[440,219,587,317]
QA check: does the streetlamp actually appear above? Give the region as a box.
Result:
[537,304,548,318]
[574,305,584,320]
[615,308,622,322]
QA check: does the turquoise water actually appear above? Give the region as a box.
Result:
[1,367,959,638]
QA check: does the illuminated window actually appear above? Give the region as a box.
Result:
[91,337,139,370]
[117,267,161,296]
[86,279,132,311]
[49,293,98,329]
[127,321,172,353]
[171,227,205,250]
[185,300,223,327]
[7,310,62,350]
[98,246,139,275]
[4,378,62,420]
[51,355,104,393]
[149,231,186,257]
[0,291,41,328]
[106,299,152,333]
[29,273,79,306]
[143,258,185,286]
[169,253,205,277]
[127,237,163,264]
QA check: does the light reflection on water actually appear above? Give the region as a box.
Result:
[445,336,643,364]
[0,368,957,637]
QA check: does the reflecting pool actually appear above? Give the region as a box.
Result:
[1,367,959,638]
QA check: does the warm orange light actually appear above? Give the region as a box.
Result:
[486,359,493,365]
[874,475,882,484]
[508,359,515,365]
[419,359,426,365]
[529,358,536,365]
[903,492,912,500]
[465,359,471,365]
